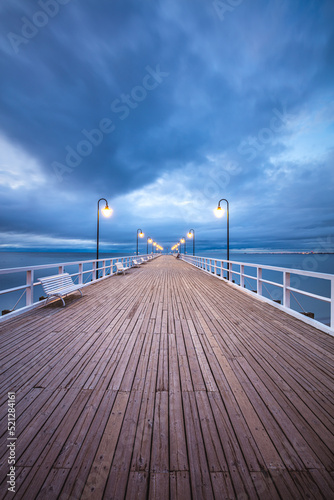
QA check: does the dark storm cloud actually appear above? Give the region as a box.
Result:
[0,0,333,251]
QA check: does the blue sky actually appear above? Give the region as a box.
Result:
[0,0,333,254]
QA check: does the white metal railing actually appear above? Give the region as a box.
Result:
[0,253,159,321]
[180,254,334,334]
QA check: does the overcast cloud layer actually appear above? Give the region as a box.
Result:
[0,0,333,254]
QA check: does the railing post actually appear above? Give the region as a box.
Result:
[92,261,96,281]
[58,265,64,274]
[283,271,290,308]
[228,261,231,281]
[78,263,83,284]
[214,260,217,275]
[331,278,334,330]
[26,270,34,306]
[102,260,106,278]
[240,265,244,288]
[257,267,262,295]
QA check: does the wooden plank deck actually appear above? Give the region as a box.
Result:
[0,255,333,499]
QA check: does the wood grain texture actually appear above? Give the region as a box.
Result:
[0,255,333,499]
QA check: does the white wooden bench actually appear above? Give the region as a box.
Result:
[38,273,83,307]
[115,262,128,275]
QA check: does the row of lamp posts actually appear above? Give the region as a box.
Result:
[96,199,164,279]
[136,230,163,255]
[97,197,230,279]
[172,229,195,256]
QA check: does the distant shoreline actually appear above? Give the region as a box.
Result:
[0,250,333,255]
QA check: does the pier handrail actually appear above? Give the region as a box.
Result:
[0,253,158,321]
[180,254,334,335]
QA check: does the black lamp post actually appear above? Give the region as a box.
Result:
[187,229,195,256]
[96,198,112,279]
[215,198,230,279]
[147,237,152,254]
[136,229,144,255]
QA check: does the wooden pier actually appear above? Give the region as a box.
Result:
[0,255,333,499]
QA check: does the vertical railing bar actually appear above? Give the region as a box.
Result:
[240,264,244,288]
[257,267,262,296]
[283,271,290,308]
[26,269,34,306]
[78,263,83,284]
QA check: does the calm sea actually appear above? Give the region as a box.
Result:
[0,251,333,326]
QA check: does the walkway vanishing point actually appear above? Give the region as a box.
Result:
[0,255,333,500]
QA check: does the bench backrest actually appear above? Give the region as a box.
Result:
[116,262,124,269]
[39,273,75,293]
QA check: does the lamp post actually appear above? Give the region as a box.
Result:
[96,198,113,279]
[136,229,144,255]
[153,241,157,254]
[147,237,152,254]
[187,229,195,256]
[180,238,186,254]
[215,198,229,279]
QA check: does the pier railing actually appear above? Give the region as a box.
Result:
[0,254,157,321]
[180,254,334,334]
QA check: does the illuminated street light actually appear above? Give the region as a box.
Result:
[96,198,113,279]
[215,198,230,279]
[187,229,195,256]
[147,237,153,254]
[136,229,144,255]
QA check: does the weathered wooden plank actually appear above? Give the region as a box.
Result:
[156,333,168,391]
[207,391,266,474]
[169,471,192,500]
[195,391,228,472]
[151,391,169,473]
[85,391,129,498]
[210,472,236,500]
[148,472,169,500]
[58,390,119,500]
[169,390,188,472]
[182,391,214,499]
[212,352,284,470]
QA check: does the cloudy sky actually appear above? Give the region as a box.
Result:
[0,0,333,254]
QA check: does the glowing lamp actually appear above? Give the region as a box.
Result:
[101,205,113,217]
[214,206,224,218]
